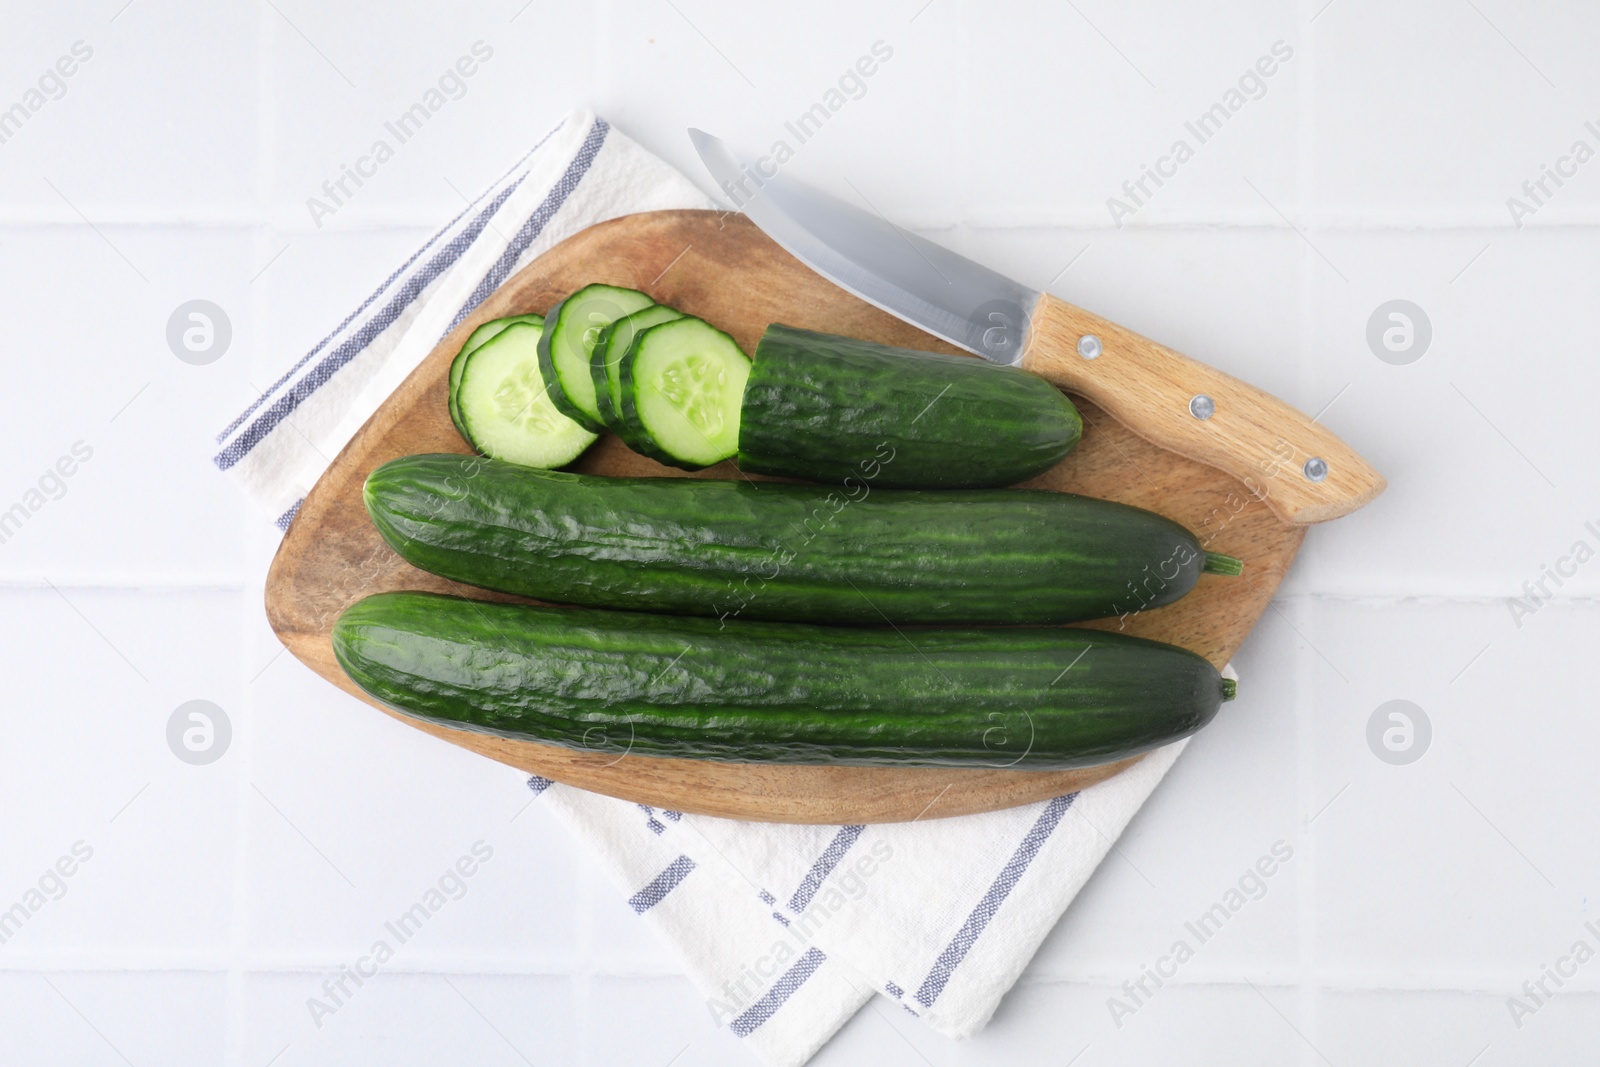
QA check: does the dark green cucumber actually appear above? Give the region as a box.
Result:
[448,314,542,438]
[738,324,1082,489]
[364,454,1241,626]
[333,591,1233,769]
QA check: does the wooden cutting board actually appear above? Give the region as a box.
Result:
[265,209,1307,824]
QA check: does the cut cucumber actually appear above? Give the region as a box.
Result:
[618,316,751,470]
[537,284,655,432]
[448,313,542,437]
[456,322,597,469]
[738,325,1081,489]
[591,304,685,440]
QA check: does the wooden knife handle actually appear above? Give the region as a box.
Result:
[1020,293,1385,525]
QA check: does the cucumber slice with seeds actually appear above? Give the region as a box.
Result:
[592,304,685,450]
[457,321,597,469]
[448,313,542,437]
[618,316,751,470]
[538,284,655,432]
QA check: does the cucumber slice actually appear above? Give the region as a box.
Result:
[619,316,751,470]
[448,313,542,437]
[592,304,685,439]
[537,284,655,432]
[457,322,597,469]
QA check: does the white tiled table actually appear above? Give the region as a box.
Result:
[3,1,1597,1063]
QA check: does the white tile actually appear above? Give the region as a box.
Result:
[853,979,1102,1066]
[1311,0,1585,224]
[242,970,581,1066]
[0,2,258,220]
[243,649,586,967]
[265,2,596,229]
[587,974,748,1065]
[0,589,241,962]
[911,981,1303,1066]
[1307,599,1600,975]
[0,971,227,1067]
[0,226,266,583]
[593,0,764,192]
[1300,229,1600,596]
[1316,989,1585,1067]
[1492,992,1600,1062]
[734,7,967,227]
[1491,2,1600,108]
[964,1,1300,227]
[595,0,961,220]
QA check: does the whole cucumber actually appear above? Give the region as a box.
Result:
[364,454,1240,627]
[333,591,1234,769]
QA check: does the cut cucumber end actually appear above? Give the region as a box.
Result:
[1220,678,1238,702]
[1203,552,1244,577]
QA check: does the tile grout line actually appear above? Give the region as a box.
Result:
[225,583,257,1067]
[1295,590,1320,1058]
[0,581,252,592]
[15,208,1600,226]
[17,214,1600,233]
[225,6,278,1065]
[1295,11,1319,1060]
[9,958,1600,994]
[957,0,974,287]
[578,11,606,1065]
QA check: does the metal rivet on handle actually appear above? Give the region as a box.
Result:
[1188,394,1215,420]
[1077,334,1102,360]
[1304,457,1329,482]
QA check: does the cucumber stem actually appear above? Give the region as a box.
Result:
[1203,552,1244,577]
[1221,678,1237,702]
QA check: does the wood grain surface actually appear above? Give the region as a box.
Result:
[265,209,1315,824]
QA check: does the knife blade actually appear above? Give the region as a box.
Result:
[689,128,1385,526]
[688,128,1035,365]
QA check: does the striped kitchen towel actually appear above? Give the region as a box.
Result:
[217,108,1197,1067]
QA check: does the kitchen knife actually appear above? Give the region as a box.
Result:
[689,128,1384,526]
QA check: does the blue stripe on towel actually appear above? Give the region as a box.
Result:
[912,793,1077,1009]
[637,803,666,835]
[729,946,827,1038]
[787,825,864,913]
[273,499,302,532]
[628,854,696,914]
